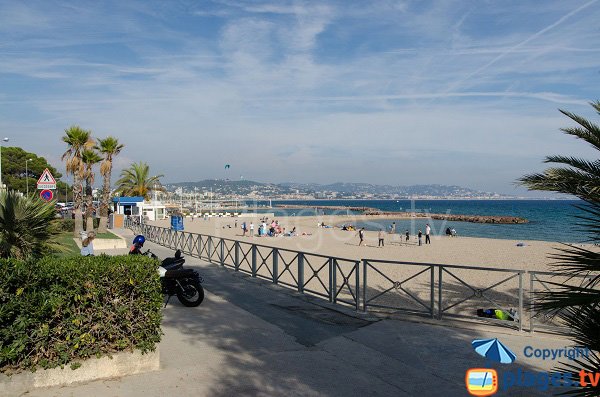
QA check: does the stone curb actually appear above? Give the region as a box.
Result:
[0,348,159,396]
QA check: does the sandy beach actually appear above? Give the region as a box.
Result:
[149,214,571,271]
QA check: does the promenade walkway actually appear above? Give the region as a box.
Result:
[27,232,575,396]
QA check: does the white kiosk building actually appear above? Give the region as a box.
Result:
[112,197,167,221]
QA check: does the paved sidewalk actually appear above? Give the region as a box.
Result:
[26,234,577,397]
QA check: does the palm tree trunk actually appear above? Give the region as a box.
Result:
[85,179,94,232]
[72,176,83,237]
[97,172,111,233]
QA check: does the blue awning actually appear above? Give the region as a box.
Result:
[112,196,144,204]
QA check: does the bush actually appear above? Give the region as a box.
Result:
[0,255,163,374]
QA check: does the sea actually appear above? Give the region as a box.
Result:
[252,199,587,243]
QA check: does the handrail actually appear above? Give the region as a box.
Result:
[125,220,584,334]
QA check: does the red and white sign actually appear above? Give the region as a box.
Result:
[37,168,57,190]
[40,189,54,201]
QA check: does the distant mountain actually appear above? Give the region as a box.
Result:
[167,179,506,198]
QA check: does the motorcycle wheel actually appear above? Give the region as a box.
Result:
[176,278,204,307]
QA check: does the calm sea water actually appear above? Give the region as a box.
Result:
[252,199,586,243]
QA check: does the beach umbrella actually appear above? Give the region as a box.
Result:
[471,338,516,364]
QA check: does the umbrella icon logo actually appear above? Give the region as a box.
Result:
[471,338,516,364]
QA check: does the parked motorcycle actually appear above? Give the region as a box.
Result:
[143,248,205,307]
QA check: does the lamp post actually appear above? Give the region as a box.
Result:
[0,137,9,189]
[25,158,32,196]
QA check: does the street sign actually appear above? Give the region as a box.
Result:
[40,189,54,201]
[37,168,57,189]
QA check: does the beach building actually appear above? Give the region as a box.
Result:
[112,196,167,221]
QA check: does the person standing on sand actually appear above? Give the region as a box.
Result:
[425,224,431,244]
[242,221,247,237]
[357,227,365,246]
[250,222,254,236]
[418,230,422,246]
[405,229,410,242]
[378,229,385,247]
[390,222,396,234]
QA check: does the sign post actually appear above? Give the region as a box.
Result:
[37,168,56,201]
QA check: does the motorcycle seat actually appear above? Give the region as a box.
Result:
[164,268,197,279]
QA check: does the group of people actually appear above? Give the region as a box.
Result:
[239,219,297,237]
[357,223,438,247]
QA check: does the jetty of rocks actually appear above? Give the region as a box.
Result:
[275,204,528,224]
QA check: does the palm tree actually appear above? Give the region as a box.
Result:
[0,190,62,259]
[519,100,600,397]
[81,149,102,233]
[62,126,94,237]
[95,137,124,233]
[115,162,164,200]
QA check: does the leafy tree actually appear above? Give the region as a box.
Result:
[0,190,62,259]
[115,162,164,200]
[96,137,124,233]
[0,147,66,196]
[62,126,94,237]
[519,101,600,397]
[82,149,102,232]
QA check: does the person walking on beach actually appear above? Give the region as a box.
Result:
[425,224,431,244]
[242,221,247,237]
[390,222,396,234]
[378,229,385,247]
[405,229,410,242]
[357,227,365,246]
[418,230,422,246]
[250,222,254,236]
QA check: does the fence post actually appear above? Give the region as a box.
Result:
[518,272,523,332]
[355,261,360,312]
[220,239,225,266]
[362,260,367,312]
[298,253,304,293]
[252,245,257,277]
[529,273,535,333]
[438,266,443,320]
[208,237,213,262]
[273,248,279,284]
[329,258,336,303]
[430,265,435,318]
[235,242,240,271]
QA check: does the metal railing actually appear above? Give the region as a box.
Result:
[131,222,360,311]
[363,259,524,331]
[127,221,585,333]
[529,271,594,333]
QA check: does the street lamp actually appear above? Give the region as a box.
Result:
[25,158,32,196]
[0,137,9,189]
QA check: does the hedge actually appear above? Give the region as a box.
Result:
[0,255,163,374]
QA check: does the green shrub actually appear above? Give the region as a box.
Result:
[0,255,162,374]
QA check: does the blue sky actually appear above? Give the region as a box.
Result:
[1,0,599,195]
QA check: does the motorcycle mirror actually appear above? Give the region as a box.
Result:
[175,249,182,259]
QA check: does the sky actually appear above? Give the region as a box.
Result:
[1,0,599,195]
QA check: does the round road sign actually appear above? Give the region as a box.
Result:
[40,189,54,201]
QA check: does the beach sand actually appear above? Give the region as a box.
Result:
[150,215,568,271]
